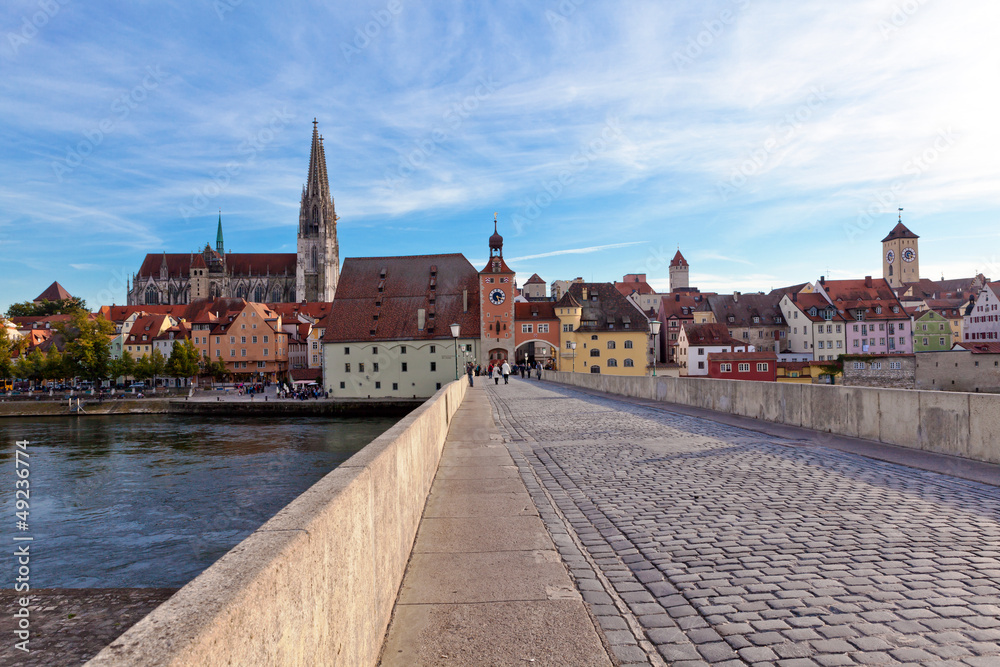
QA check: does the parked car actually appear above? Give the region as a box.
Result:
[128,383,146,390]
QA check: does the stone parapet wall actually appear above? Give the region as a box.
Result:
[87,379,468,667]
[543,371,1000,465]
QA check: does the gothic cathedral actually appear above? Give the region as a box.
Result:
[127,120,340,305]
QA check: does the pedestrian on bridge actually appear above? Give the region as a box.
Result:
[501,360,511,384]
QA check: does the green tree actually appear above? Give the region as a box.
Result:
[55,312,115,383]
[203,358,228,383]
[148,348,166,386]
[18,348,45,385]
[109,351,134,385]
[134,354,152,383]
[42,347,67,381]
[6,297,88,318]
[167,340,200,380]
[0,323,14,380]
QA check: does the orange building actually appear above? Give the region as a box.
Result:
[513,301,560,367]
[190,300,289,380]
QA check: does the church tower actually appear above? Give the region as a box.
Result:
[881,210,919,289]
[479,215,516,366]
[296,120,340,302]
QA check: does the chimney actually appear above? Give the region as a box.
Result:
[462,289,468,312]
[417,308,425,331]
[733,291,740,303]
[864,276,873,288]
[582,287,588,300]
[791,292,798,303]
[819,276,825,285]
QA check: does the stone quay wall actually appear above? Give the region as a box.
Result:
[88,379,469,667]
[543,371,1000,465]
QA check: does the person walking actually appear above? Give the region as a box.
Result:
[501,360,511,384]
[466,362,474,387]
[536,362,542,380]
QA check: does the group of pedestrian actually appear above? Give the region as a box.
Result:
[466,359,546,386]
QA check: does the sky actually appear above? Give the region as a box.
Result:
[2,0,1000,312]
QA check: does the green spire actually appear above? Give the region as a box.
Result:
[216,211,224,254]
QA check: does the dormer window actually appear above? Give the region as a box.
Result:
[753,316,760,324]
[874,306,882,314]
[728,315,735,323]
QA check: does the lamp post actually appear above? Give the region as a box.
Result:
[570,341,577,374]
[649,320,661,377]
[450,323,460,380]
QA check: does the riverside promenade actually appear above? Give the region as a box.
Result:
[385,377,1000,666]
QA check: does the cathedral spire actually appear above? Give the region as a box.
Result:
[216,210,224,254]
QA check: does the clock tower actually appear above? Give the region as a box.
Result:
[479,215,516,366]
[881,210,919,289]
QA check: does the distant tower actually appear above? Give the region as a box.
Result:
[881,209,919,289]
[669,248,689,292]
[296,119,340,302]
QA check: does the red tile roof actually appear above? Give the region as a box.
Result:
[136,252,296,277]
[614,280,656,296]
[954,342,1000,354]
[708,351,777,362]
[817,278,908,321]
[515,302,558,320]
[784,293,849,323]
[524,273,545,285]
[323,254,481,343]
[34,281,73,302]
[670,250,688,268]
[682,322,745,347]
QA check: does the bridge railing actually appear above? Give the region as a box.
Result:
[543,371,1000,465]
[88,379,468,667]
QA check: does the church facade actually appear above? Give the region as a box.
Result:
[127,120,340,305]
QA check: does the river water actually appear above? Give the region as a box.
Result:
[0,414,398,588]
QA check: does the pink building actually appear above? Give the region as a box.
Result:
[814,276,912,355]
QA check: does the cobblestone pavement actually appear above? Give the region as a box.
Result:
[486,379,1000,667]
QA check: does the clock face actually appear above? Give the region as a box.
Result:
[488,288,506,305]
[885,249,895,264]
[902,247,916,263]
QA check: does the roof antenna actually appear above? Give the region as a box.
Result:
[899,207,903,223]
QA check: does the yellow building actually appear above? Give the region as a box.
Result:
[555,283,652,376]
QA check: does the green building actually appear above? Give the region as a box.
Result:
[913,310,952,352]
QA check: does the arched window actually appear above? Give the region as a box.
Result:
[254,285,265,303]
[272,287,282,302]
[607,358,618,367]
[624,359,634,367]
[210,282,219,298]
[311,247,318,270]
[145,286,158,305]
[607,340,616,349]
[624,340,633,349]
[236,284,248,300]
[311,205,320,234]
[590,348,600,357]
[590,365,601,374]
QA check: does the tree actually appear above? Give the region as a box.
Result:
[167,340,200,381]
[55,312,115,383]
[203,358,228,383]
[17,348,45,385]
[148,348,167,385]
[134,354,152,383]
[42,347,67,381]
[6,297,88,318]
[109,351,136,386]
[0,323,14,380]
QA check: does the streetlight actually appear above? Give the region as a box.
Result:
[570,341,577,373]
[649,320,661,377]
[450,323,460,380]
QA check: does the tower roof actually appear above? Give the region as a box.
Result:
[34,281,72,302]
[489,218,503,252]
[216,211,224,253]
[881,221,919,243]
[306,119,332,203]
[670,249,688,268]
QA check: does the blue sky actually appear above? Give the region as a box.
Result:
[2,0,999,311]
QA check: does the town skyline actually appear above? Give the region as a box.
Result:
[3,1,1000,311]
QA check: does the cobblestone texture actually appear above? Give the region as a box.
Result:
[487,379,1000,666]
